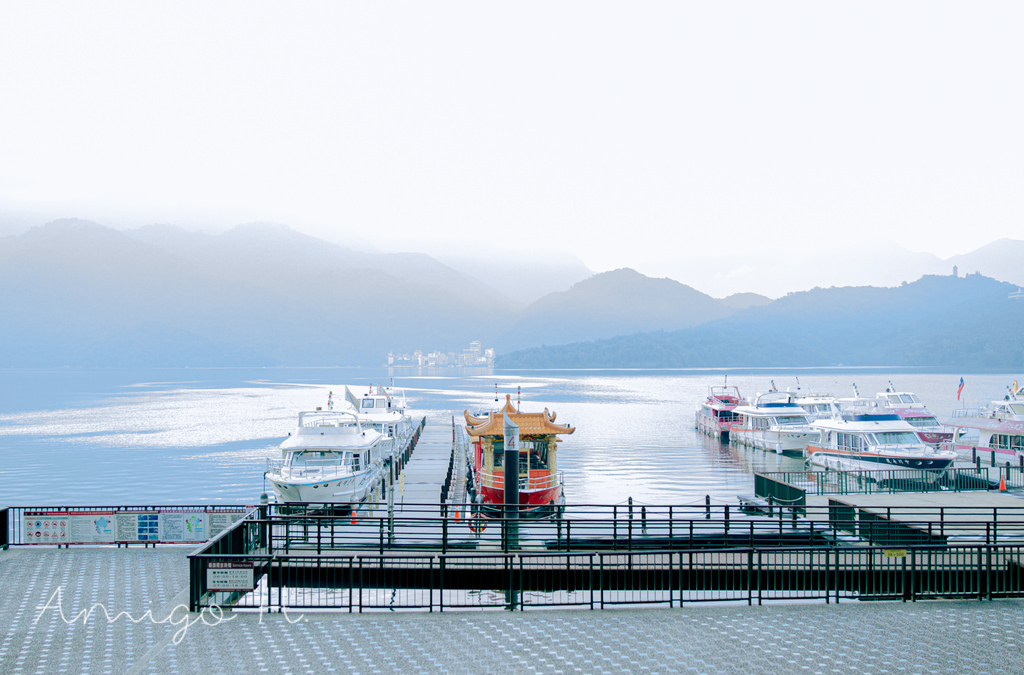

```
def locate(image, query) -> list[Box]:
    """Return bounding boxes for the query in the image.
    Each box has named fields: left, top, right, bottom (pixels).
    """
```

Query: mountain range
left=2, top=219, right=1023, bottom=368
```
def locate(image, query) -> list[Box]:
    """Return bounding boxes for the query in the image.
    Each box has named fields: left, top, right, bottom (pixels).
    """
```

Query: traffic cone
left=454, top=508, right=461, bottom=521
left=350, top=510, right=358, bottom=524
left=999, top=474, right=1007, bottom=492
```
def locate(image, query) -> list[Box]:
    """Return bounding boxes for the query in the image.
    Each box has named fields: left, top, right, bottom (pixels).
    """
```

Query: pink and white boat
left=947, top=385, right=1024, bottom=461
left=874, top=389, right=953, bottom=446
left=695, top=385, right=743, bottom=441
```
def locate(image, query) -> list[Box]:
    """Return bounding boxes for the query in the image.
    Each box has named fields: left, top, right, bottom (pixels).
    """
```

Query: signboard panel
left=21, top=508, right=249, bottom=545
left=207, top=561, right=255, bottom=592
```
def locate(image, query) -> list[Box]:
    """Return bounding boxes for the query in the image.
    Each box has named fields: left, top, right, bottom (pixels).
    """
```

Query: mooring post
left=705, top=495, right=711, bottom=520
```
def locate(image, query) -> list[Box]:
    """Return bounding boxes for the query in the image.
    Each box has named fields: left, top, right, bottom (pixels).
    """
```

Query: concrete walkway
left=2, top=546, right=1022, bottom=674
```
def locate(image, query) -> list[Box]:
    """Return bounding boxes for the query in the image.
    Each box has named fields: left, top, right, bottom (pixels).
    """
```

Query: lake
left=0, top=366, right=1014, bottom=507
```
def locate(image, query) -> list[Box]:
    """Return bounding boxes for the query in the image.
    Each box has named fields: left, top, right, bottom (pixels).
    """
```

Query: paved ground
left=2, top=547, right=1023, bottom=674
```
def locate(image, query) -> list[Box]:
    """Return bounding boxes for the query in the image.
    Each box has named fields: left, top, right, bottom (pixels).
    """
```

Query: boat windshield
left=904, top=416, right=939, bottom=428
left=773, top=415, right=809, bottom=426
left=869, top=431, right=919, bottom=446
left=1010, top=403, right=1024, bottom=415
left=361, top=398, right=378, bottom=409
left=288, top=450, right=348, bottom=467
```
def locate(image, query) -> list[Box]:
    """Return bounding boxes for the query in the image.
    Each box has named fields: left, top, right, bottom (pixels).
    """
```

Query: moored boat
left=947, top=382, right=1024, bottom=461
left=729, top=390, right=817, bottom=456
left=264, top=409, right=385, bottom=505
left=874, top=388, right=953, bottom=446
left=807, top=407, right=957, bottom=481
left=695, top=384, right=743, bottom=440
left=465, top=394, right=574, bottom=517
left=345, top=384, right=414, bottom=462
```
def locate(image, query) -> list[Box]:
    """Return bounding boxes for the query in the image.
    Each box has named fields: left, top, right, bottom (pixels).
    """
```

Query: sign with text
left=22, top=509, right=248, bottom=545
left=207, top=561, right=255, bottom=592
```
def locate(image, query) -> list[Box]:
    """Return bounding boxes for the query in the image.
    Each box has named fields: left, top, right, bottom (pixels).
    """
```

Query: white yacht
left=729, top=391, right=817, bottom=455
left=787, top=385, right=841, bottom=420
left=345, top=384, right=414, bottom=462
left=807, top=408, right=957, bottom=481
left=264, top=409, right=384, bottom=504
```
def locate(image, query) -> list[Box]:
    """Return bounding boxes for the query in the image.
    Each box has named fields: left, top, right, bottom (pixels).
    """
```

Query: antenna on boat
left=852, top=382, right=859, bottom=398
left=888, top=380, right=895, bottom=393
left=494, top=383, right=498, bottom=404
left=770, top=380, right=777, bottom=393
left=517, top=386, right=521, bottom=412
left=327, top=391, right=333, bottom=411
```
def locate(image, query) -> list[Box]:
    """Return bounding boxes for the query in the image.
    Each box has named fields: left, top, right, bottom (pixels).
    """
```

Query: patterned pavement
left=2, top=547, right=1022, bottom=674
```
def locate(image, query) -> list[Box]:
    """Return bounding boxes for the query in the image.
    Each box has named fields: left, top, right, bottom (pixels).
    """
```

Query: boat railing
left=865, top=443, right=947, bottom=455
left=479, top=470, right=563, bottom=491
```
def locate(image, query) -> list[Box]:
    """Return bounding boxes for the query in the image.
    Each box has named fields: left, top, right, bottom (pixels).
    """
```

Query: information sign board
left=206, top=561, right=255, bottom=592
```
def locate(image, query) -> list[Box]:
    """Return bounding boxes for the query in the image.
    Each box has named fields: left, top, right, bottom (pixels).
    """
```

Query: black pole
left=504, top=446, right=519, bottom=549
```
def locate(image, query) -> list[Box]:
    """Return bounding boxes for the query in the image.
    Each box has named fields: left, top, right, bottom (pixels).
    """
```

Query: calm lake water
left=0, top=367, right=1016, bottom=507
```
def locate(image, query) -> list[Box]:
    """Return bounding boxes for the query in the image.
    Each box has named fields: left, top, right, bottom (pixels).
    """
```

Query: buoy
left=1000, top=475, right=1007, bottom=492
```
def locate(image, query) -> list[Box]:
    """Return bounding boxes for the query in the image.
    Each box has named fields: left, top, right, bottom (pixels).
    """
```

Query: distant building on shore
left=387, top=341, right=494, bottom=368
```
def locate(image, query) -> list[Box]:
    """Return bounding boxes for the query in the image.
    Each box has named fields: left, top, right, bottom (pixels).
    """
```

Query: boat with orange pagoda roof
left=465, top=394, right=574, bottom=518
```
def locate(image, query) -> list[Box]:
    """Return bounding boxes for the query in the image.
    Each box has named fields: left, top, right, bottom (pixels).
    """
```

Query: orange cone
left=454, top=508, right=461, bottom=521
left=999, top=475, right=1007, bottom=492
left=350, top=510, right=358, bottom=524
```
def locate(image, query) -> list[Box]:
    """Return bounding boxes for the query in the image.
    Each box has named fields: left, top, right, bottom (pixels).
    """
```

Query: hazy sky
left=1, top=3, right=1021, bottom=277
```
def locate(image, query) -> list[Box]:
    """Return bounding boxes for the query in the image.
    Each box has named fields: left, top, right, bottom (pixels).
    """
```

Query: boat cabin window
left=1009, top=404, right=1024, bottom=415
left=773, top=415, right=809, bottom=426
left=289, top=450, right=344, bottom=467
left=869, top=431, right=919, bottom=446
left=991, top=434, right=1024, bottom=452
left=905, top=416, right=938, bottom=428
left=361, top=398, right=377, bottom=409
left=837, top=433, right=864, bottom=452
left=887, top=395, right=902, bottom=405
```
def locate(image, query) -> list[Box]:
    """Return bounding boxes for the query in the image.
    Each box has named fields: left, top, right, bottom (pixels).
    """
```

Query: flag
left=957, top=378, right=965, bottom=401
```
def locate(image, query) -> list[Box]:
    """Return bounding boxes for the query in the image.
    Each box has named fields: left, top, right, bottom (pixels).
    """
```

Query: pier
left=5, top=419, right=1024, bottom=672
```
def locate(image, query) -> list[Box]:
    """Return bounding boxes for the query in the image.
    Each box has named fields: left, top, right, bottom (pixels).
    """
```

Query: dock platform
left=3, top=545, right=1024, bottom=674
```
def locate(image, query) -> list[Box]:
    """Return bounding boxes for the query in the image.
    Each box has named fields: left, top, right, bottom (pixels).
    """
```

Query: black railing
left=1, top=508, right=8, bottom=550
left=760, top=466, right=1023, bottom=496
left=188, top=543, right=1024, bottom=612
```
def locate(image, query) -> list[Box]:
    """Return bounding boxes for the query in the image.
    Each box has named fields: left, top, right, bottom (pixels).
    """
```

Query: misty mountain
left=435, top=251, right=593, bottom=307
left=644, top=241, right=957, bottom=299
left=0, top=220, right=513, bottom=366
left=494, top=268, right=736, bottom=352
left=948, top=238, right=1024, bottom=288
left=718, top=292, right=773, bottom=310
left=497, top=273, right=1024, bottom=370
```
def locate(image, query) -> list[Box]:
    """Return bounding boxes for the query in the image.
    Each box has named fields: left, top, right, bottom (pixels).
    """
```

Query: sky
left=1, top=2, right=1022, bottom=290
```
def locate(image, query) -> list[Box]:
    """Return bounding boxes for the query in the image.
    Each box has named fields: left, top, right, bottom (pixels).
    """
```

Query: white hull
left=267, top=465, right=382, bottom=504
left=806, top=450, right=953, bottom=483
left=730, top=427, right=816, bottom=454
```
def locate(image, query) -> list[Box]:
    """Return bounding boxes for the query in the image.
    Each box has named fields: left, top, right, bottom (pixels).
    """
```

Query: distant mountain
left=948, top=238, right=1024, bottom=288
left=497, top=273, right=1024, bottom=370
left=436, top=251, right=593, bottom=307
left=718, top=292, right=772, bottom=310
left=0, top=220, right=510, bottom=366
left=494, top=268, right=736, bottom=352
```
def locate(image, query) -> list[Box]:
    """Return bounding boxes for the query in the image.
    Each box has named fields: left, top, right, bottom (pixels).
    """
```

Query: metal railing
left=188, top=543, right=1024, bottom=612
left=760, top=467, right=1024, bottom=496
left=478, top=470, right=563, bottom=491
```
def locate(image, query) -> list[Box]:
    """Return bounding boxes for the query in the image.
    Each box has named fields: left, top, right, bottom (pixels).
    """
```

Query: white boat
left=787, top=385, right=841, bottom=420
left=345, top=384, right=414, bottom=462
left=947, top=382, right=1024, bottom=461
left=729, top=391, right=817, bottom=455
left=694, top=384, right=743, bottom=440
left=874, top=389, right=953, bottom=446
left=807, top=408, right=957, bottom=481
left=264, top=409, right=385, bottom=505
